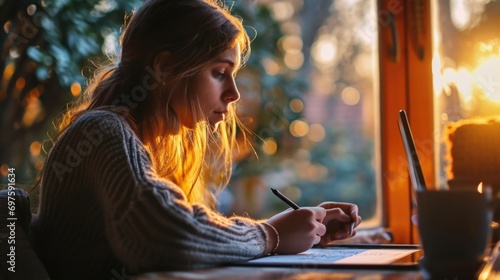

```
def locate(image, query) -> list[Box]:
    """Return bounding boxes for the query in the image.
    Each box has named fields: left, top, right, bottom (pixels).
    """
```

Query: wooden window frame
left=378, top=0, right=435, bottom=243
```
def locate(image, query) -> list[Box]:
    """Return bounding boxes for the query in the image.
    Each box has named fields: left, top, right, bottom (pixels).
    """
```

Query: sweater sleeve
left=71, top=111, right=269, bottom=273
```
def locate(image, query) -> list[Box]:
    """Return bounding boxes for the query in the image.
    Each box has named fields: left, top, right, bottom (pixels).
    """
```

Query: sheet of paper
left=248, top=247, right=420, bottom=265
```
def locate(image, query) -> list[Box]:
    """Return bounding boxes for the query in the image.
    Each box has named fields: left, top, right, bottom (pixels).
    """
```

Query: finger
left=350, top=205, right=359, bottom=219
left=335, top=230, right=349, bottom=239
left=322, top=208, right=351, bottom=224
left=319, top=202, right=359, bottom=219
left=319, top=202, right=356, bottom=212
left=317, top=222, right=327, bottom=236
left=306, top=206, right=327, bottom=221
left=313, top=235, right=321, bottom=245
left=355, top=215, right=362, bottom=226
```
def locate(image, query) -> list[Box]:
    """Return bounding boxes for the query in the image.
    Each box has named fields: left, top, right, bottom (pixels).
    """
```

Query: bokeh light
left=341, top=86, right=360, bottom=105
left=289, top=119, right=309, bottom=137
left=289, top=98, right=304, bottom=113
left=71, top=82, right=82, bottom=97
left=307, top=123, right=326, bottom=142
left=30, top=141, right=42, bottom=157
left=263, top=138, right=278, bottom=155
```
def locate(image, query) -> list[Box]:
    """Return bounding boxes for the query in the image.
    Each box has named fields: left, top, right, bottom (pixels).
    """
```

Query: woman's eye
left=213, top=70, right=224, bottom=79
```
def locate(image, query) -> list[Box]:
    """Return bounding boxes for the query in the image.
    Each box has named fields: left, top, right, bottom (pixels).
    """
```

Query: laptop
left=398, top=109, right=427, bottom=194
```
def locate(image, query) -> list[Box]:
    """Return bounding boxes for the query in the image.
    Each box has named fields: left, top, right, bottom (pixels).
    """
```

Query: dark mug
left=417, top=190, right=493, bottom=279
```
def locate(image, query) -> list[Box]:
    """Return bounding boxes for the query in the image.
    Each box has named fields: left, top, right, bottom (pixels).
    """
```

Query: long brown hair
left=53, top=0, right=251, bottom=208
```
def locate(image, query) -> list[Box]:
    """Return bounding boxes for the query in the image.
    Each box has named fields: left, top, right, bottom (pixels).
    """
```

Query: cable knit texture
left=31, top=110, right=268, bottom=279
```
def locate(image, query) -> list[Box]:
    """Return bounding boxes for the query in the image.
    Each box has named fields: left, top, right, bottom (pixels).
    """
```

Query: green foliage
left=30, top=0, right=140, bottom=85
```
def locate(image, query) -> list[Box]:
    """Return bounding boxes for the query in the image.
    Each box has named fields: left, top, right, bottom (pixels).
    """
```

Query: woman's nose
left=224, top=78, right=240, bottom=103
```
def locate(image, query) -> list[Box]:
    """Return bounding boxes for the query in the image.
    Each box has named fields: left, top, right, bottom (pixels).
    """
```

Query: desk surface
left=137, top=266, right=425, bottom=280
left=135, top=242, right=500, bottom=280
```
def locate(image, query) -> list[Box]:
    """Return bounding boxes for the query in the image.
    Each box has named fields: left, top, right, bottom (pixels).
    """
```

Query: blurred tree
left=0, top=0, right=141, bottom=184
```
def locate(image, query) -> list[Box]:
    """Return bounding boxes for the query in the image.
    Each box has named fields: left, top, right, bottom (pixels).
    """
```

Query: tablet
left=236, top=244, right=423, bottom=270
left=398, top=109, right=427, bottom=192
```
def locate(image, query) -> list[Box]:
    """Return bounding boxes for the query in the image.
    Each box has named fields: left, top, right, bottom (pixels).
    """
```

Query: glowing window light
left=455, top=68, right=472, bottom=102
left=450, top=0, right=472, bottom=30
left=474, top=56, right=500, bottom=102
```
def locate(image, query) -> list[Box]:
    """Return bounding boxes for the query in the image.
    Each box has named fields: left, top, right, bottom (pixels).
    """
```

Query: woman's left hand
left=316, top=202, right=362, bottom=246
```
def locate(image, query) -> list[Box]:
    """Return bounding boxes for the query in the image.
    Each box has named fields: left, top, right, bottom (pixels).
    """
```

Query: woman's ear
left=153, top=51, right=171, bottom=83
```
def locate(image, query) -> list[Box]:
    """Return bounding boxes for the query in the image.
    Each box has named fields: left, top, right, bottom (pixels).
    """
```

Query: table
left=136, top=242, right=500, bottom=280
left=137, top=266, right=425, bottom=280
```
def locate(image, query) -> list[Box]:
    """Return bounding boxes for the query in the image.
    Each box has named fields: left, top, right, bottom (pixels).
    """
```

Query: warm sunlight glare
left=473, top=56, right=500, bottom=102
left=434, top=55, right=500, bottom=104
left=450, top=0, right=471, bottom=30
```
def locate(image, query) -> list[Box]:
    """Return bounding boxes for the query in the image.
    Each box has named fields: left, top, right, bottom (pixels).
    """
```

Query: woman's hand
left=265, top=207, right=327, bottom=254
left=316, top=202, right=361, bottom=246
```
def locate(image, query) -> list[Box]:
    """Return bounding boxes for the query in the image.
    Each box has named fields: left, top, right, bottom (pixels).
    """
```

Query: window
left=432, top=0, right=500, bottom=190
left=221, top=0, right=382, bottom=228
left=378, top=0, right=500, bottom=243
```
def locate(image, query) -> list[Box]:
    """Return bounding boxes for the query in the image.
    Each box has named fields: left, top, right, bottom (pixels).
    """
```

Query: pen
left=270, top=188, right=300, bottom=210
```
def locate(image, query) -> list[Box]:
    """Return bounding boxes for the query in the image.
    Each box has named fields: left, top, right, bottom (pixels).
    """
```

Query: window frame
left=378, top=0, right=435, bottom=243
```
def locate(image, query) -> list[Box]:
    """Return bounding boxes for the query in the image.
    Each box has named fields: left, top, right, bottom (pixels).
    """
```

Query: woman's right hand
left=265, top=207, right=327, bottom=254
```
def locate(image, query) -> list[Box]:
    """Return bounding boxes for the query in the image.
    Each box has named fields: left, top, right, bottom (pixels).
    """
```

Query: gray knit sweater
left=31, top=110, right=269, bottom=279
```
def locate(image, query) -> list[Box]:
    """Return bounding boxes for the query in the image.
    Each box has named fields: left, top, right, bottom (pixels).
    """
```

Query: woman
left=31, top=0, right=361, bottom=278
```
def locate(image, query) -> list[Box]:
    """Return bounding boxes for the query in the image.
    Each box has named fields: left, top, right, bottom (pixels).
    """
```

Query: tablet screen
left=241, top=244, right=423, bottom=269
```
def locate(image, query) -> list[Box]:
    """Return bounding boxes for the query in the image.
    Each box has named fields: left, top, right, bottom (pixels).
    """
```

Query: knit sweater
left=31, top=110, right=269, bottom=279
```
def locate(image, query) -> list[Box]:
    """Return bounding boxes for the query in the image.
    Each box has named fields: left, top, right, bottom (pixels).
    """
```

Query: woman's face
left=170, top=44, right=241, bottom=129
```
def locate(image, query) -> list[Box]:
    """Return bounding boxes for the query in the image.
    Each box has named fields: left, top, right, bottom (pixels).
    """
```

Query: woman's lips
left=213, top=111, right=225, bottom=122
